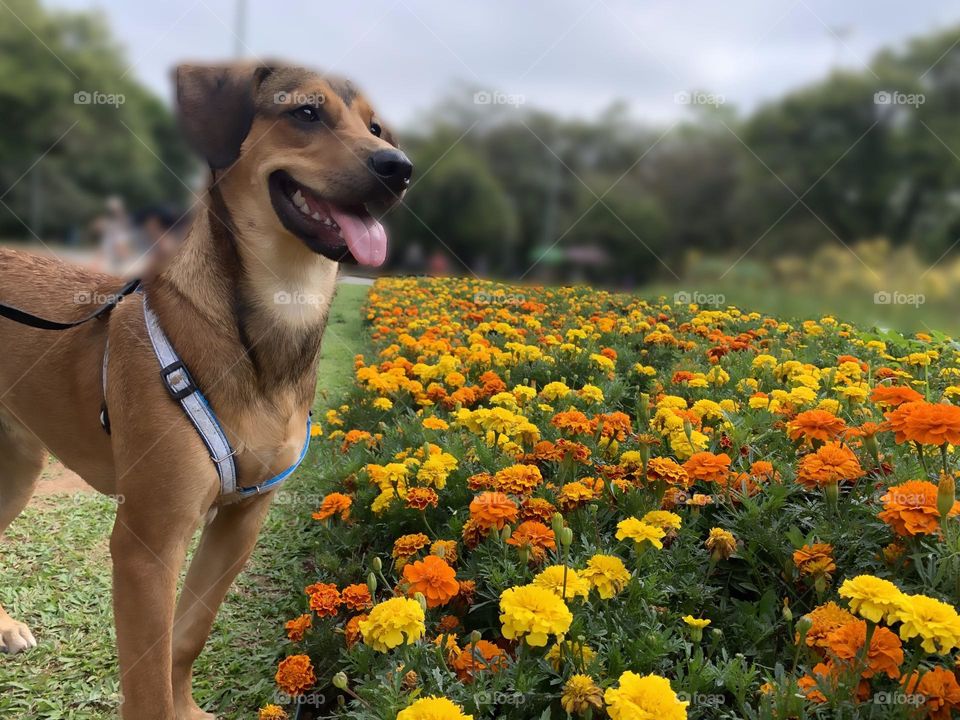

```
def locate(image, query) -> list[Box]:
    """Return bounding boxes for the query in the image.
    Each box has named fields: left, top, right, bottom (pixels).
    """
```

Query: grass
left=0, top=280, right=369, bottom=720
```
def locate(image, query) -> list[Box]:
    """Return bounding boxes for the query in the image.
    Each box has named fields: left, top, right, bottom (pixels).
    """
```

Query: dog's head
left=175, top=62, right=411, bottom=267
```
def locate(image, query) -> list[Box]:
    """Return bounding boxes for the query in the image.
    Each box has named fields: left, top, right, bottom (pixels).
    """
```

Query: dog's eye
left=290, top=106, right=320, bottom=122
left=369, top=121, right=382, bottom=137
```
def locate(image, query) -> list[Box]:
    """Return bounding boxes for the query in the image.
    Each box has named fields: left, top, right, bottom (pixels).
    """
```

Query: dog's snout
left=368, top=149, right=413, bottom=192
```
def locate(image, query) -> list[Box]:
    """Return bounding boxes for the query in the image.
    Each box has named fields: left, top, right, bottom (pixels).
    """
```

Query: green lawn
left=0, top=281, right=369, bottom=720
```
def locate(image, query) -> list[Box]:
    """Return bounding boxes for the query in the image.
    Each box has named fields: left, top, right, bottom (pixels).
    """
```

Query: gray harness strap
left=141, top=299, right=238, bottom=495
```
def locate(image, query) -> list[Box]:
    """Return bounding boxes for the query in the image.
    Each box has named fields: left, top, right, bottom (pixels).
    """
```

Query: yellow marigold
left=604, top=671, right=688, bottom=720
left=499, top=584, right=573, bottom=647
left=431, top=539, right=458, bottom=564
left=682, top=615, right=711, bottom=629
left=422, top=417, right=449, bottom=431
left=393, top=533, right=431, bottom=562
left=581, top=554, right=631, bottom=599
left=275, top=654, right=316, bottom=696
left=641, top=510, right=682, bottom=530
left=838, top=575, right=906, bottom=624
left=561, top=674, right=604, bottom=716
left=890, top=594, right=960, bottom=654
left=358, top=597, right=425, bottom=652
left=705, top=528, right=737, bottom=560
left=532, top=565, right=592, bottom=600
left=615, top=518, right=666, bottom=549
left=540, top=381, right=571, bottom=401
left=492, top=463, right=543, bottom=495
left=557, top=481, right=597, bottom=511
left=396, top=696, right=473, bottom=720
left=259, top=704, right=288, bottom=720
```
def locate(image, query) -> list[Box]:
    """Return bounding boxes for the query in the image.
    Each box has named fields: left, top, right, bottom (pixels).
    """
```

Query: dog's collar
left=102, top=295, right=311, bottom=498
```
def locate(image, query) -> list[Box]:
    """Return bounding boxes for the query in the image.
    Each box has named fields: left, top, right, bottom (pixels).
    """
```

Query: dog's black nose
left=368, top=149, right=413, bottom=192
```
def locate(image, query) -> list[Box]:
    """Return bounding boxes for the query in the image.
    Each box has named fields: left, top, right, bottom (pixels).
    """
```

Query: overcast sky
left=51, top=0, right=960, bottom=127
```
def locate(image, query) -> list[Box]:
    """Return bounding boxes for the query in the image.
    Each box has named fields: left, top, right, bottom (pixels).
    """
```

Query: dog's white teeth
left=292, top=190, right=304, bottom=204
left=311, top=212, right=322, bottom=220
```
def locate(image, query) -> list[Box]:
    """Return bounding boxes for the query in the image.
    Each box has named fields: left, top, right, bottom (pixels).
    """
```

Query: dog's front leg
left=171, top=492, right=275, bottom=720
left=110, top=494, right=208, bottom=720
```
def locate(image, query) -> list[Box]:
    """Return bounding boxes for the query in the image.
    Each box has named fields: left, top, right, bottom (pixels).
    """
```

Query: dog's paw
left=0, top=618, right=37, bottom=654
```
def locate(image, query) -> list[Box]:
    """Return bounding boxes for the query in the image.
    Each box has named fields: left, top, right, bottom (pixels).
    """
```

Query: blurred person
left=92, top=196, right=136, bottom=276
left=134, top=204, right=189, bottom=277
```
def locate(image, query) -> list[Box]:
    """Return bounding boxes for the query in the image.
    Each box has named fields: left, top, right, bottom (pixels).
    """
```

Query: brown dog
left=0, top=62, right=410, bottom=719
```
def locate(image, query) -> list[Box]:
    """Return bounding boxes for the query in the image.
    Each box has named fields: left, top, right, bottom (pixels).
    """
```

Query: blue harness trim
left=102, top=297, right=312, bottom=498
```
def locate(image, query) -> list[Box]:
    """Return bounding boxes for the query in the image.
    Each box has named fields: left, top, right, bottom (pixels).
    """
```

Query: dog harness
left=0, top=282, right=311, bottom=499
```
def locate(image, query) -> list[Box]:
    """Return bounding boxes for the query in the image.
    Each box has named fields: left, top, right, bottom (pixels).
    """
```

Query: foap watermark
left=673, top=290, right=725, bottom=307
left=873, top=290, right=924, bottom=308
left=74, top=90, right=125, bottom=107
left=274, top=290, right=328, bottom=307
left=872, top=691, right=925, bottom=707
left=275, top=691, right=326, bottom=706
left=474, top=691, right=525, bottom=706
left=874, top=90, right=925, bottom=108
left=675, top=91, right=725, bottom=108
left=676, top=692, right=725, bottom=708
left=473, top=90, right=525, bottom=108
left=274, top=90, right=326, bottom=106
left=74, top=290, right=131, bottom=306
left=473, top=290, right=525, bottom=306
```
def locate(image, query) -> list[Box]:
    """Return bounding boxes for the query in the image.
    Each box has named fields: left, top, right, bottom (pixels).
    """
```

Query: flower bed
left=260, top=277, right=960, bottom=720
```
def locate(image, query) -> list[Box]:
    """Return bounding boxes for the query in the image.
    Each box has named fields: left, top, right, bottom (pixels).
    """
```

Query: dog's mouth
left=268, top=171, right=387, bottom=267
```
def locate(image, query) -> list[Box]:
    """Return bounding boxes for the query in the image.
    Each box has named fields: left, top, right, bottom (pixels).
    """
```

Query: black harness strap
left=0, top=277, right=142, bottom=330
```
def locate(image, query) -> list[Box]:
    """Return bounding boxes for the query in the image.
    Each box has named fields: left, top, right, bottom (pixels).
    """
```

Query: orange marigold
left=506, top=520, right=556, bottom=562
left=341, top=583, right=373, bottom=612
left=284, top=614, right=312, bottom=642
left=344, top=614, right=366, bottom=648
left=903, top=667, right=960, bottom=720
left=879, top=480, right=960, bottom=537
left=803, top=602, right=856, bottom=650
left=312, top=492, right=352, bottom=521
left=795, top=442, right=864, bottom=490
left=683, top=452, right=732, bottom=484
left=469, top=492, right=519, bottom=530
left=305, top=582, right=341, bottom=617
left=403, top=555, right=460, bottom=608
left=275, top=654, right=316, bottom=696
left=393, top=533, right=430, bottom=562
left=646, top=456, right=691, bottom=487
left=825, top=619, right=903, bottom=679
left=556, top=481, right=597, bottom=512
left=431, top=539, right=459, bottom=564
left=551, top=410, right=594, bottom=435
left=793, top=543, right=836, bottom=581
left=886, top=401, right=960, bottom=447
left=493, top=464, right=543, bottom=495
left=787, top=409, right=847, bottom=445
left=870, top=384, right=924, bottom=408
left=450, top=640, right=508, bottom=682
left=519, top=497, right=557, bottom=523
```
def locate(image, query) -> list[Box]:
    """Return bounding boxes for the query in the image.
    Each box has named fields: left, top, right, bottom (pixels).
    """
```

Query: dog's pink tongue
left=328, top=206, right=387, bottom=267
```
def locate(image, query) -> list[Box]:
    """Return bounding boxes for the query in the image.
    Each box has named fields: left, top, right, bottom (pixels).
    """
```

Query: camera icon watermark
left=473, top=290, right=525, bottom=306
left=873, top=290, right=925, bottom=308
left=675, top=91, right=725, bottom=108
left=873, top=90, right=925, bottom=108
left=474, top=691, right=525, bottom=706
left=74, top=290, right=129, bottom=306
left=473, top=90, right=525, bottom=108
left=274, top=290, right=328, bottom=307
left=872, top=691, right=925, bottom=707
left=73, top=90, right=125, bottom=107
left=673, top=290, right=725, bottom=307
left=274, top=91, right=326, bottom=106
left=676, top=692, right=725, bottom=707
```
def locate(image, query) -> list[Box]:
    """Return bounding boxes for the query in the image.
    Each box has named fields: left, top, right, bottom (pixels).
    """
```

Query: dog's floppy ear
left=175, top=63, right=273, bottom=169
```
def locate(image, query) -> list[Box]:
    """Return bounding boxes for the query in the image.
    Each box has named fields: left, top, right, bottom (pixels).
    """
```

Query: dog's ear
left=175, top=63, right=273, bottom=170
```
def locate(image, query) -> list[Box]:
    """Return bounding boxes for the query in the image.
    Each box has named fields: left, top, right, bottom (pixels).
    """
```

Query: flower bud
left=367, top=572, right=377, bottom=596
left=470, top=630, right=482, bottom=645
left=332, top=672, right=349, bottom=690
left=938, top=473, right=956, bottom=523
left=551, top=513, right=565, bottom=535
left=371, top=557, right=382, bottom=573
left=414, top=592, right=427, bottom=611
left=795, top=615, right=813, bottom=645
left=560, top=527, right=574, bottom=547
left=500, top=525, right=512, bottom=542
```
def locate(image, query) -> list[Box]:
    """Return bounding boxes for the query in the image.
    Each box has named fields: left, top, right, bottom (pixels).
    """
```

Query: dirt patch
left=34, top=456, right=94, bottom=498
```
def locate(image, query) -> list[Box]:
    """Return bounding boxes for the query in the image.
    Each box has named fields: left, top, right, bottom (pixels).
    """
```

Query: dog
left=0, top=61, right=411, bottom=719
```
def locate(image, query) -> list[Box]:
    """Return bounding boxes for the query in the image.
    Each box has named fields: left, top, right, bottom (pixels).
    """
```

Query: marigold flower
left=396, top=696, right=473, bottom=720
left=641, top=510, right=682, bottom=530
left=556, top=481, right=596, bottom=511
left=499, top=584, right=572, bottom=646
left=358, top=597, right=425, bottom=652
left=305, top=582, right=341, bottom=617
left=886, top=400, right=960, bottom=446
left=450, top=640, right=507, bottom=682
left=792, top=543, right=836, bottom=581
left=403, top=555, right=460, bottom=608
left=705, top=527, right=737, bottom=560
left=430, top=539, right=458, bottom=564
left=890, top=593, right=960, bottom=654
left=803, top=602, right=856, bottom=650
left=870, top=384, right=924, bottom=408
left=615, top=518, right=666, bottom=549
left=787, top=409, right=848, bottom=445
left=902, top=667, right=960, bottom=720
left=795, top=442, right=864, bottom=489
left=393, top=533, right=431, bottom=563
left=492, top=463, right=543, bottom=495
left=284, top=613, right=312, bottom=642
left=604, top=671, right=688, bottom=720
left=341, top=583, right=373, bottom=612
left=546, top=640, right=596, bottom=671
left=646, top=456, right=691, bottom=487
left=551, top=409, right=594, bottom=434
left=506, top=520, right=556, bottom=562
left=519, top=497, right=557, bottom=523
left=344, top=613, right=366, bottom=647
left=405, top=487, right=440, bottom=510
left=275, top=654, right=316, bottom=696
left=838, top=575, right=906, bottom=624
left=561, top=674, right=604, bottom=716
left=879, top=479, right=960, bottom=537
left=581, top=554, right=631, bottom=599
left=532, top=565, right=592, bottom=600
left=825, top=619, right=903, bottom=679
left=259, top=705, right=288, bottom=720
left=469, top=492, right=518, bottom=530
left=312, top=492, right=352, bottom=521
left=683, top=451, right=731, bottom=483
